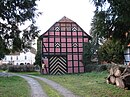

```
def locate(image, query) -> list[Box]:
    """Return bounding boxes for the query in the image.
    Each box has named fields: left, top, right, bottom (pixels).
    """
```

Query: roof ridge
left=58, top=16, right=74, bottom=22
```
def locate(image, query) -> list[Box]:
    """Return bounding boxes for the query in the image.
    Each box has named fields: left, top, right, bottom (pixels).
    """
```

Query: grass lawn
left=15, top=71, right=40, bottom=74
left=0, top=76, right=30, bottom=97
left=0, top=70, right=4, bottom=72
left=40, top=71, right=130, bottom=97
left=1, top=71, right=130, bottom=97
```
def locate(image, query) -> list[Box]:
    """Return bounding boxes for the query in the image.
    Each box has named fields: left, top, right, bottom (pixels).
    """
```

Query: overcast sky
left=36, top=0, right=95, bottom=35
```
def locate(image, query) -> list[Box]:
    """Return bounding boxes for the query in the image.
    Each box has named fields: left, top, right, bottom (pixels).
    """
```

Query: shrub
left=85, top=64, right=112, bottom=72
left=98, top=39, right=124, bottom=64
left=83, top=42, right=93, bottom=65
left=8, top=65, right=35, bottom=72
left=0, top=63, right=12, bottom=71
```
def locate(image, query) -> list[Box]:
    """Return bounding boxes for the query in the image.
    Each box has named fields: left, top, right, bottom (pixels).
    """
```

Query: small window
left=55, top=27, right=60, bottom=31
left=72, top=27, right=77, bottom=32
left=25, top=56, right=27, bottom=60
left=55, top=42, right=60, bottom=48
left=72, top=43, right=78, bottom=47
left=44, top=56, right=48, bottom=59
left=11, top=57, right=13, bottom=60
left=17, top=56, right=18, bottom=60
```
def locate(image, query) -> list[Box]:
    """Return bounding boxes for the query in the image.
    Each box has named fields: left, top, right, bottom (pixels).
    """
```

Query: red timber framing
left=40, top=16, right=91, bottom=75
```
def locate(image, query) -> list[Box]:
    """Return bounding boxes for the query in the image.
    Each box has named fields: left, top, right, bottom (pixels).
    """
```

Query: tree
left=91, top=0, right=130, bottom=46
left=0, top=0, right=41, bottom=59
left=90, top=0, right=130, bottom=63
left=98, top=39, right=124, bottom=64
left=83, top=42, right=93, bottom=65
left=35, top=39, right=42, bottom=67
left=0, top=38, right=10, bottom=59
left=91, top=11, right=110, bottom=41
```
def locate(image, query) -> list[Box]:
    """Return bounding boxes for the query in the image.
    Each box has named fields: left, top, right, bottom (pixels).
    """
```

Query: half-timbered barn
left=40, top=16, right=91, bottom=74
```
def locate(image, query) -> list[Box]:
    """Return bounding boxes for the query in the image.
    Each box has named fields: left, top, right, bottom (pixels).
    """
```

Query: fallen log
left=113, top=66, right=125, bottom=77
left=115, top=78, right=125, bottom=89
left=106, top=64, right=130, bottom=89
left=114, top=69, right=121, bottom=77
left=106, top=74, right=110, bottom=84
left=109, top=75, right=116, bottom=85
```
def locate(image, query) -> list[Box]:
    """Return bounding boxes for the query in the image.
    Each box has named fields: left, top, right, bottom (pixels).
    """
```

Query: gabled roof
left=40, top=16, right=91, bottom=39
left=9, top=52, right=20, bottom=55
left=6, top=47, right=36, bottom=55
left=58, top=16, right=74, bottom=23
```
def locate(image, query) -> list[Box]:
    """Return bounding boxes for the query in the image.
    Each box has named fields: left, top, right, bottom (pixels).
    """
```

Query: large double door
left=49, top=56, right=67, bottom=75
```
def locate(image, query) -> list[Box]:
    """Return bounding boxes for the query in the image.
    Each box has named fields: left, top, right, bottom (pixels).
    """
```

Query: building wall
left=41, top=16, right=91, bottom=74
left=2, top=52, right=35, bottom=65
left=42, top=31, right=89, bottom=74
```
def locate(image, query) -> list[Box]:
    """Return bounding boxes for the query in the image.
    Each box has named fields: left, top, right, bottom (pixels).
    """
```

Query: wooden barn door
left=49, top=56, right=67, bottom=75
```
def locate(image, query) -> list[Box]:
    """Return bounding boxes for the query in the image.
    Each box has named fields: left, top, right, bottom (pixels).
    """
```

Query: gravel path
left=0, top=72, right=13, bottom=77
left=0, top=73, right=79, bottom=97
left=0, top=73, right=48, bottom=97
left=16, top=75, right=48, bottom=97
left=27, top=75, right=79, bottom=97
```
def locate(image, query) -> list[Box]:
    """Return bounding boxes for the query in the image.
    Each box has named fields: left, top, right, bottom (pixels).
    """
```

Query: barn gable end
left=41, top=16, right=91, bottom=74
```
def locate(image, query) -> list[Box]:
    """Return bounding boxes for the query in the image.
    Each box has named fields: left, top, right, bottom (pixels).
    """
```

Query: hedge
left=85, top=64, right=112, bottom=72
left=8, top=65, right=35, bottom=72
left=0, top=64, right=35, bottom=72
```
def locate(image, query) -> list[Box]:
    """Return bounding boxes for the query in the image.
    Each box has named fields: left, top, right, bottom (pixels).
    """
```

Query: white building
left=2, top=48, right=36, bottom=65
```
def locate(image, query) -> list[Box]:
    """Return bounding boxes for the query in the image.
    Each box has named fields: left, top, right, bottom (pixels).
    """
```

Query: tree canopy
left=91, top=0, right=130, bottom=46
left=90, top=0, right=130, bottom=63
left=0, top=0, right=41, bottom=59
left=35, top=39, right=42, bottom=67
left=98, top=39, right=124, bottom=64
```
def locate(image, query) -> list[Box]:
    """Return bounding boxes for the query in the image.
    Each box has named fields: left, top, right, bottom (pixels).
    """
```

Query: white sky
left=36, top=0, right=95, bottom=35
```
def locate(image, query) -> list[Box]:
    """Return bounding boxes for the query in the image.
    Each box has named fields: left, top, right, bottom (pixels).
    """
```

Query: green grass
left=0, top=70, right=6, bottom=72
left=40, top=71, right=130, bottom=97
left=35, top=78, right=63, bottom=97
left=0, top=76, right=30, bottom=97
left=12, top=71, right=40, bottom=75
left=0, top=70, right=3, bottom=72
left=1, top=71, right=130, bottom=97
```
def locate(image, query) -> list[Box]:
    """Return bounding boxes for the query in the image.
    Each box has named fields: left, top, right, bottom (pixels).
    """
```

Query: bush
left=98, top=39, right=124, bottom=64
left=0, top=64, right=11, bottom=71
left=83, top=42, right=93, bottom=65
left=85, top=64, right=112, bottom=72
left=8, top=65, right=35, bottom=72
